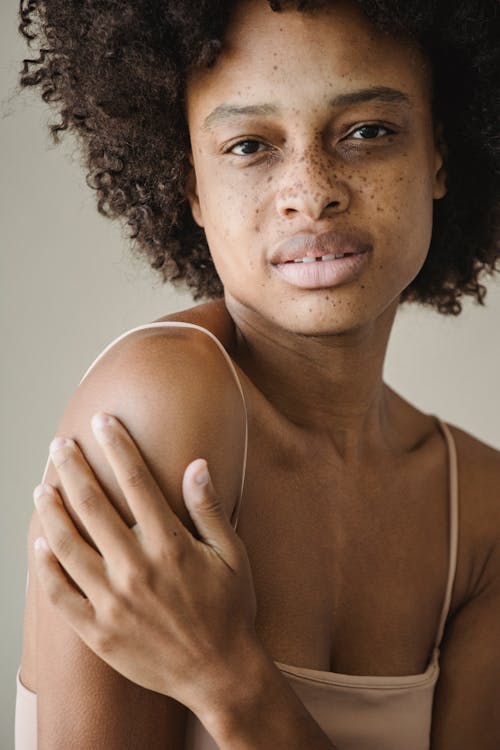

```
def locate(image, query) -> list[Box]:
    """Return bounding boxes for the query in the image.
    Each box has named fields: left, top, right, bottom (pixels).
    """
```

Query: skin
left=33, top=424, right=259, bottom=711
left=185, top=0, right=447, bottom=459
left=20, top=1, right=500, bottom=748
left=33, top=416, right=338, bottom=748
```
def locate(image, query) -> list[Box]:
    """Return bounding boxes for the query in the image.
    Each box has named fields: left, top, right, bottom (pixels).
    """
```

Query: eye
left=347, top=124, right=395, bottom=140
left=226, top=139, right=268, bottom=156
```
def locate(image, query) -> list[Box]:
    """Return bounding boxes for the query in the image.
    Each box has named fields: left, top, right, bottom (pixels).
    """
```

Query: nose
left=275, top=148, right=350, bottom=221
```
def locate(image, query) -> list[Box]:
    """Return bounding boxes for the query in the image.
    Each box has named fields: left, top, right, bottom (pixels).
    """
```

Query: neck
left=226, top=296, right=402, bottom=462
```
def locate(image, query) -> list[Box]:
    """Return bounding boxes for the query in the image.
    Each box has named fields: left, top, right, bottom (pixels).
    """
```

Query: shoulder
left=447, top=421, right=500, bottom=513
left=81, top=308, right=240, bottom=396
left=89, top=298, right=241, bottom=401
left=431, top=423, right=500, bottom=747
left=447, top=421, right=500, bottom=595
left=31, top=312, right=246, bottom=541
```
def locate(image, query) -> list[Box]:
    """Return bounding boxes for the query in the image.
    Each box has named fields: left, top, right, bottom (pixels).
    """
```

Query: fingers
left=182, top=459, right=240, bottom=567
left=33, top=536, right=98, bottom=651
left=34, top=537, right=93, bottom=624
left=48, top=436, right=137, bottom=566
left=90, top=413, right=186, bottom=542
left=33, top=484, right=106, bottom=603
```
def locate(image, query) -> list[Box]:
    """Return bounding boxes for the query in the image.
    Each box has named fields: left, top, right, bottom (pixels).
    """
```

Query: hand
left=32, top=412, right=258, bottom=714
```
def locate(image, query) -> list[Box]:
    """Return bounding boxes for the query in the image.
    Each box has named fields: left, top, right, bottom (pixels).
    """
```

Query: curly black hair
left=18, top=0, right=500, bottom=313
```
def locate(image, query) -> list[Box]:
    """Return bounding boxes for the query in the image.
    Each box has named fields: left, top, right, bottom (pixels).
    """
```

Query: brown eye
left=229, top=140, right=266, bottom=156
left=349, top=124, right=395, bottom=140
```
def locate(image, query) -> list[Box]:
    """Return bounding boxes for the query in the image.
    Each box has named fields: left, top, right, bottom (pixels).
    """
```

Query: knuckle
left=123, top=464, right=148, bottom=489
left=93, top=628, right=117, bottom=655
left=52, top=531, right=74, bottom=559
left=54, top=452, right=73, bottom=470
left=46, top=581, right=64, bottom=606
left=119, top=564, right=152, bottom=596
left=101, top=594, right=125, bottom=628
left=196, top=498, right=222, bottom=517
left=76, top=486, right=99, bottom=515
left=159, top=537, right=186, bottom=565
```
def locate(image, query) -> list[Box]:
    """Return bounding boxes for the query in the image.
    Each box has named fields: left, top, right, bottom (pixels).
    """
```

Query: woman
left=16, top=0, right=500, bottom=748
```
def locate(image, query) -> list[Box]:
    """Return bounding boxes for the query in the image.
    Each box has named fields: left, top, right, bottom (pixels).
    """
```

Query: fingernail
left=33, top=484, right=55, bottom=508
left=34, top=537, right=48, bottom=553
left=49, top=437, right=75, bottom=465
left=91, top=412, right=116, bottom=442
left=194, top=461, right=209, bottom=485
left=92, top=412, right=115, bottom=429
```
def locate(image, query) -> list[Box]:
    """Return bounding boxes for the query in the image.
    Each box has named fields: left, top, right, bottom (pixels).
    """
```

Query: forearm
left=196, top=640, right=338, bottom=750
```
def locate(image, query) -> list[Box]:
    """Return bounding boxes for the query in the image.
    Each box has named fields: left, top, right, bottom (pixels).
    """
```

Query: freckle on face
left=185, top=0, right=437, bottom=334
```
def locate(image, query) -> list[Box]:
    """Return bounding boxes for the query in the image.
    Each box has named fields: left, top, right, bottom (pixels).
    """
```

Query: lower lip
left=273, top=252, right=371, bottom=289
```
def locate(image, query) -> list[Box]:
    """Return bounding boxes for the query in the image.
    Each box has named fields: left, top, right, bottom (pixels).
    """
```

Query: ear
left=185, top=151, right=205, bottom=228
left=433, top=121, right=448, bottom=200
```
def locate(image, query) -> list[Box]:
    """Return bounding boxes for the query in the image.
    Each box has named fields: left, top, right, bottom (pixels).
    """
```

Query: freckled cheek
left=359, top=165, right=434, bottom=291
left=384, top=167, right=435, bottom=254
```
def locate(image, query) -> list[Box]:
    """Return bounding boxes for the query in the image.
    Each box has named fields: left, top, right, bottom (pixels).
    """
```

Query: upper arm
left=27, top=326, right=247, bottom=748
left=430, top=447, right=500, bottom=749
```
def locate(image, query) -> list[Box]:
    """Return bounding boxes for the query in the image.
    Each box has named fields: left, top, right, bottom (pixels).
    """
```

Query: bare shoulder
left=446, top=421, right=500, bottom=594
left=30, top=306, right=247, bottom=543
left=431, top=422, right=500, bottom=747
left=447, top=421, right=500, bottom=512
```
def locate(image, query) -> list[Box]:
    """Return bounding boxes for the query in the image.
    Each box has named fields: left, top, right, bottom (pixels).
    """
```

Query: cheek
left=367, top=155, right=434, bottom=254
left=200, top=169, right=263, bottom=241
left=351, top=153, right=435, bottom=299
left=195, top=167, right=266, bottom=286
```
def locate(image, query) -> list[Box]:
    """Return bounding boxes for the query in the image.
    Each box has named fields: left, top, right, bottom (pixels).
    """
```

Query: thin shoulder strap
left=39, top=321, right=249, bottom=531
left=433, top=416, right=459, bottom=650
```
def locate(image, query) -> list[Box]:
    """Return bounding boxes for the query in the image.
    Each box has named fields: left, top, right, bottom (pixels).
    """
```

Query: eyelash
left=225, top=124, right=397, bottom=157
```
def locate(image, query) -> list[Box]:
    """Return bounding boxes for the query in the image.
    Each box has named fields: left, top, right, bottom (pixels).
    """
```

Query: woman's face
left=185, top=0, right=447, bottom=335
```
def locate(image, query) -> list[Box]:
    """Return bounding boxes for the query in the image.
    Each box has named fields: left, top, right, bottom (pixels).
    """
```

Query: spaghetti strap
left=37, top=320, right=249, bottom=530
left=432, top=416, right=459, bottom=650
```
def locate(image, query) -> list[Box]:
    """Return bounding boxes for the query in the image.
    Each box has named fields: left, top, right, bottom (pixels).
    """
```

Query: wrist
left=196, top=637, right=335, bottom=749
left=195, top=635, right=279, bottom=735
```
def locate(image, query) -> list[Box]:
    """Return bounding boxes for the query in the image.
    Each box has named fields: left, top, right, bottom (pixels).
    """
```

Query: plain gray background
left=1, top=4, right=499, bottom=747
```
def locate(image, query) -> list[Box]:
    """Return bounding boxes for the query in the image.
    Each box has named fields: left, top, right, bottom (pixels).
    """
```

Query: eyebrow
left=201, top=86, right=412, bottom=131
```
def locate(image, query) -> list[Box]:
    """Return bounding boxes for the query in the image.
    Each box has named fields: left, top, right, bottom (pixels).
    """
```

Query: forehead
left=186, top=0, right=432, bottom=124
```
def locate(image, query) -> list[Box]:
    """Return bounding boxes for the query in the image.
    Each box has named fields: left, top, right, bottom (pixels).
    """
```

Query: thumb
left=182, top=459, right=235, bottom=553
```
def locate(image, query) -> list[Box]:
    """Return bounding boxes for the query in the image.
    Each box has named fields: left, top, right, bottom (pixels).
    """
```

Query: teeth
left=292, top=253, right=346, bottom=263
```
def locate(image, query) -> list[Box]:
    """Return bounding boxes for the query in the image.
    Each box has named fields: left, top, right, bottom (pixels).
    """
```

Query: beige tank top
left=15, top=321, right=459, bottom=750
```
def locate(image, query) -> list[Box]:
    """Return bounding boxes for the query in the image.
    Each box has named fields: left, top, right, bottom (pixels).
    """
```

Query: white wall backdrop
left=1, top=4, right=499, bottom=747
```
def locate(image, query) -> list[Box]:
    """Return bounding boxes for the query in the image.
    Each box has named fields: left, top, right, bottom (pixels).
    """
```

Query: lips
left=270, top=229, right=373, bottom=265
left=274, top=251, right=371, bottom=289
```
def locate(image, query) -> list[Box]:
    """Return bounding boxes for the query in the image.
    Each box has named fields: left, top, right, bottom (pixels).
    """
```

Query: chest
left=235, top=421, right=459, bottom=677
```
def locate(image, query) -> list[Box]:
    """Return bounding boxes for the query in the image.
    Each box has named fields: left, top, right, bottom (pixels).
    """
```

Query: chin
left=269, top=296, right=380, bottom=336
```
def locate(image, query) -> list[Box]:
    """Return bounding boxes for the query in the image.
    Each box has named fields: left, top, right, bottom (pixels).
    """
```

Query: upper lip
left=271, top=230, right=373, bottom=264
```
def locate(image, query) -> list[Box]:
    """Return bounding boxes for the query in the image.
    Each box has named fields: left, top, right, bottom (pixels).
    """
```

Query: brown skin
left=20, top=1, right=500, bottom=748
left=185, top=0, right=447, bottom=456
